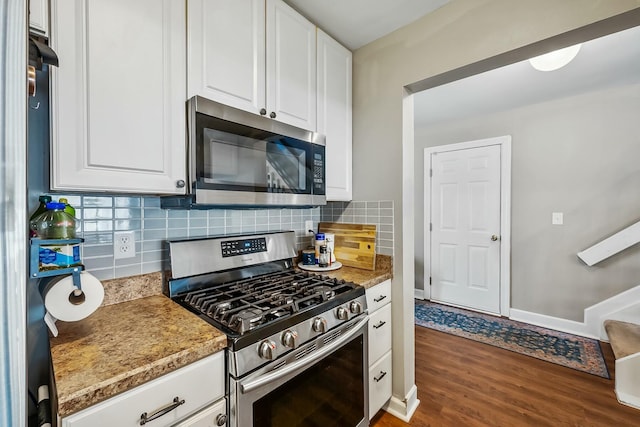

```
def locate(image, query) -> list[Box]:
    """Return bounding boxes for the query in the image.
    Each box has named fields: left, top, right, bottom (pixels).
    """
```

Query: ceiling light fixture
left=529, top=44, right=582, bottom=72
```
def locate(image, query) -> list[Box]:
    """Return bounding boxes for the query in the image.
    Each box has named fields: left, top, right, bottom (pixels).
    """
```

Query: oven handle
left=241, top=316, right=368, bottom=394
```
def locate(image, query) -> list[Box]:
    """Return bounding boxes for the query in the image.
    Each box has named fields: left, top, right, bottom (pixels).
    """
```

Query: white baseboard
left=414, top=288, right=425, bottom=300
left=383, top=384, right=420, bottom=423
left=509, top=309, right=598, bottom=339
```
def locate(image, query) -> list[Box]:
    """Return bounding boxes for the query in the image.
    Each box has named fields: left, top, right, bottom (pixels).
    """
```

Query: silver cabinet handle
left=176, top=180, right=186, bottom=188
left=491, top=235, right=499, bottom=241
left=373, top=321, right=386, bottom=329
left=139, top=397, right=185, bottom=425
left=259, top=108, right=267, bottom=115
left=374, top=371, right=387, bottom=382
left=373, top=295, right=387, bottom=303
left=269, top=111, right=276, bottom=119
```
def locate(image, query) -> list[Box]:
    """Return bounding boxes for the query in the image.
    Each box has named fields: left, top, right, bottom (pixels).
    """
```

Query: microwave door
left=202, top=130, right=268, bottom=190
left=266, top=142, right=306, bottom=193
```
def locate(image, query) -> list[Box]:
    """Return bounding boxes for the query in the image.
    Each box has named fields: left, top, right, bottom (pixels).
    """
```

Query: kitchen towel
left=41, top=271, right=104, bottom=336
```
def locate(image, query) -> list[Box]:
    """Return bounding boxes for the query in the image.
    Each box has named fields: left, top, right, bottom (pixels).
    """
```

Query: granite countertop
left=302, top=254, right=393, bottom=288
left=50, top=294, right=227, bottom=417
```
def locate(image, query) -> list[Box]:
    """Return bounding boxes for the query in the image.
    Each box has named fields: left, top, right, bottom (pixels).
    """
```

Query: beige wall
left=352, top=0, right=640, bottom=411
left=415, top=83, right=640, bottom=321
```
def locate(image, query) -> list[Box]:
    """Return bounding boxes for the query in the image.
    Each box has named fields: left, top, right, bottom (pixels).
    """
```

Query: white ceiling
left=414, top=25, right=640, bottom=126
left=284, top=0, right=449, bottom=50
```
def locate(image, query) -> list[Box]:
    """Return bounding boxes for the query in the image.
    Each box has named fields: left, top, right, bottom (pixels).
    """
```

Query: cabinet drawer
left=366, top=279, right=391, bottom=313
left=368, top=303, right=392, bottom=364
left=171, top=398, right=226, bottom=427
left=368, top=350, right=392, bottom=420
left=61, top=352, right=224, bottom=427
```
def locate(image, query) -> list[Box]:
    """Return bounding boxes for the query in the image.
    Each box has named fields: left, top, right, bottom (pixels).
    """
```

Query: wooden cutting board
left=318, top=222, right=376, bottom=270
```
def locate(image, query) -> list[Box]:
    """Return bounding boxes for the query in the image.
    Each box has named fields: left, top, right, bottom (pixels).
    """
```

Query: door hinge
left=429, top=277, right=432, bottom=285
left=430, top=168, right=433, bottom=177
left=429, top=223, right=432, bottom=232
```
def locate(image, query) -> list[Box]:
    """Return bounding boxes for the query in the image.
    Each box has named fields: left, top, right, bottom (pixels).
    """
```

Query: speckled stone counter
left=50, top=294, right=227, bottom=417
left=305, top=254, right=393, bottom=288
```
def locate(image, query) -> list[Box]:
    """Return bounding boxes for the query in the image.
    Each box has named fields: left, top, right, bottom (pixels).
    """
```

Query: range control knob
left=281, top=330, right=299, bottom=349
left=349, top=301, right=363, bottom=314
left=336, top=306, right=349, bottom=320
left=312, top=317, right=328, bottom=333
left=257, top=339, right=276, bottom=360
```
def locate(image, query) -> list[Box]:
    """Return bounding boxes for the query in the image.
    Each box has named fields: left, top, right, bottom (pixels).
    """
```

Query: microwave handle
left=240, top=316, right=368, bottom=394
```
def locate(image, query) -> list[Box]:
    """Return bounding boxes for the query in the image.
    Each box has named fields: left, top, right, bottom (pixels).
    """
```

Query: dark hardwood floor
left=370, top=326, right=640, bottom=427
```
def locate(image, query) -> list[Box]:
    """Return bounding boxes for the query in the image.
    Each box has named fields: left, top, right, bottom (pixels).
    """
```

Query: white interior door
left=430, top=144, right=502, bottom=313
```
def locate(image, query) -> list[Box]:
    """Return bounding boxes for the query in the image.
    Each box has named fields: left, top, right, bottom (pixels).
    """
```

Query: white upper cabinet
left=50, top=0, right=187, bottom=194
left=317, top=30, right=352, bottom=201
left=187, top=0, right=265, bottom=114
left=29, top=0, right=49, bottom=36
left=265, top=0, right=317, bottom=131
left=188, top=0, right=317, bottom=131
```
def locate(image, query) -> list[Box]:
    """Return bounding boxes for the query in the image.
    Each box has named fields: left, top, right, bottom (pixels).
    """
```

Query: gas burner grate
left=181, top=270, right=358, bottom=335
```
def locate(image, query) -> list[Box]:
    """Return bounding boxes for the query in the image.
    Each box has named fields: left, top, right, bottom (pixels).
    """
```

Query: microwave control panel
left=313, top=151, right=325, bottom=192
left=221, top=237, right=267, bottom=258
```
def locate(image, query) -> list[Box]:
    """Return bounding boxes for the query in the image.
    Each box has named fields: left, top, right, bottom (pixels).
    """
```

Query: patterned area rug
left=415, top=300, right=610, bottom=379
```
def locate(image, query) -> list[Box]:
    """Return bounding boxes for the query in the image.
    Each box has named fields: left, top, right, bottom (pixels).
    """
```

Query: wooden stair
left=604, top=319, right=640, bottom=410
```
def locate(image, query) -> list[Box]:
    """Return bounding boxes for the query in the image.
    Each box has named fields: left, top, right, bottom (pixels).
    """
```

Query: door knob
left=491, top=235, right=499, bottom=241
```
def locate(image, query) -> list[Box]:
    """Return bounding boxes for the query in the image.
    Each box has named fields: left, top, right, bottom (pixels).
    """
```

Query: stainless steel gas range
left=165, top=231, right=369, bottom=427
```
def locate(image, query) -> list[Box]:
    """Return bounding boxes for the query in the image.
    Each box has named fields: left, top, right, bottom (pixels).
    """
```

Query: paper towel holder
left=31, top=238, right=86, bottom=337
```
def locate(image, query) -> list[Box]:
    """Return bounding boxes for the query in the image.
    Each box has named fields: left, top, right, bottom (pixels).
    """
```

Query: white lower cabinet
left=366, top=279, right=393, bottom=419
left=59, top=352, right=225, bottom=427
left=368, top=351, right=392, bottom=420
left=368, top=303, right=392, bottom=365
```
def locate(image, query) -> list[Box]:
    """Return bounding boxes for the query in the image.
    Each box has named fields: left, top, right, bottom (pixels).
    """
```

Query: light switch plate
left=552, top=212, right=564, bottom=225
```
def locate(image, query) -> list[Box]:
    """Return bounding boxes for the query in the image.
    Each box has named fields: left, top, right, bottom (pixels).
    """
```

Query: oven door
left=230, top=316, right=369, bottom=427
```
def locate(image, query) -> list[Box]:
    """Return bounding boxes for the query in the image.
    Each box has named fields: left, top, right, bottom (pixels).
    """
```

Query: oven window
left=253, top=336, right=364, bottom=427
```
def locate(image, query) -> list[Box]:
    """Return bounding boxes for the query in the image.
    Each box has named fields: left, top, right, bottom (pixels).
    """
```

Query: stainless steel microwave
left=162, top=97, right=326, bottom=208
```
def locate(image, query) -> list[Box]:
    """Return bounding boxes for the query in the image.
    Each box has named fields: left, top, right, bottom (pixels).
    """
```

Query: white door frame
left=423, top=136, right=511, bottom=316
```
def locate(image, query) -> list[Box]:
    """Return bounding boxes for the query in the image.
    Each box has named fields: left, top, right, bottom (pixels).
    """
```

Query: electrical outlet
left=305, top=220, right=314, bottom=236
left=114, top=231, right=136, bottom=259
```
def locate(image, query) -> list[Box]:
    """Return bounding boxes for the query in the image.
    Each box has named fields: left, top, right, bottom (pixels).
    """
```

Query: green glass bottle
left=31, top=202, right=77, bottom=239
left=58, top=197, right=76, bottom=218
left=29, top=195, right=52, bottom=237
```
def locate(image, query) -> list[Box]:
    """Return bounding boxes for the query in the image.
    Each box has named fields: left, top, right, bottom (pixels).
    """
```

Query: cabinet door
left=317, top=30, right=352, bottom=201
left=50, top=0, right=186, bottom=194
left=61, top=352, right=224, bottom=427
left=187, top=0, right=265, bottom=114
left=368, top=303, right=392, bottom=364
left=29, top=0, right=48, bottom=36
left=266, top=0, right=316, bottom=131
left=366, top=279, right=392, bottom=313
left=369, top=351, right=392, bottom=420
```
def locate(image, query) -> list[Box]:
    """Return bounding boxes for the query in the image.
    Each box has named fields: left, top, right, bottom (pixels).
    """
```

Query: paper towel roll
left=42, top=272, right=104, bottom=322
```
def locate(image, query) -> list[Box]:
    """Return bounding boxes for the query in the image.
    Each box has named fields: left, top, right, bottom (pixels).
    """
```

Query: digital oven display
left=221, top=238, right=267, bottom=258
